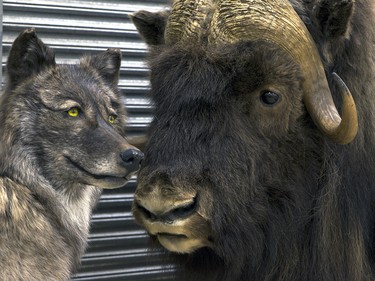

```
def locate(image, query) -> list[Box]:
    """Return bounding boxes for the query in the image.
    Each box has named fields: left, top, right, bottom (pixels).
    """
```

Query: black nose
left=120, top=149, right=144, bottom=173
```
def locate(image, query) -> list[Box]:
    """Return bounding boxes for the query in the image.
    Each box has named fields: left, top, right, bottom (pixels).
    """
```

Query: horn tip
left=332, top=72, right=351, bottom=96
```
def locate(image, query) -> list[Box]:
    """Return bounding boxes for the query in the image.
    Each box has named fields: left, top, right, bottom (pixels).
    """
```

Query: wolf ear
left=313, top=0, right=354, bottom=39
left=6, top=28, right=56, bottom=92
left=81, top=49, right=121, bottom=88
left=131, top=10, right=169, bottom=46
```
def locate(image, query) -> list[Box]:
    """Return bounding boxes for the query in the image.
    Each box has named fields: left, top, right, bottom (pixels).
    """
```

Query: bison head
left=131, top=0, right=359, bottom=279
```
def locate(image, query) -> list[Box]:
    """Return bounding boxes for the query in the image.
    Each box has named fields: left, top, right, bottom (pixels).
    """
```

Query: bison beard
left=132, top=1, right=375, bottom=281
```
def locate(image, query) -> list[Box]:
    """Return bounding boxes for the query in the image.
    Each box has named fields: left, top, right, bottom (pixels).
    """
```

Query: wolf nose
left=120, top=149, right=144, bottom=172
left=135, top=196, right=197, bottom=223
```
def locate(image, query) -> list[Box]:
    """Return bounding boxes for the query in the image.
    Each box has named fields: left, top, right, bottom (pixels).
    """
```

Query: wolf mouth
left=65, top=156, right=128, bottom=183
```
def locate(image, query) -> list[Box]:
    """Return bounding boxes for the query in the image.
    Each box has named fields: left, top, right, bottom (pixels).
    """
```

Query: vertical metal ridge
left=0, top=1, right=3, bottom=89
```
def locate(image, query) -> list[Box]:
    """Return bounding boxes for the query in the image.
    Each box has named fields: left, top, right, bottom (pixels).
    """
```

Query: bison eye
left=260, top=91, right=280, bottom=106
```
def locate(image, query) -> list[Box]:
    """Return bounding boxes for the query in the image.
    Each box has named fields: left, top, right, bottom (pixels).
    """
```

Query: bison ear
left=80, top=49, right=121, bottom=88
left=313, top=0, right=354, bottom=39
left=131, top=10, right=169, bottom=46
left=6, top=28, right=56, bottom=92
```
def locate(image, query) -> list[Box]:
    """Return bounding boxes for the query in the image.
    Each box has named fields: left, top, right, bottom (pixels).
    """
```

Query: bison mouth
left=133, top=205, right=214, bottom=253
left=65, top=156, right=129, bottom=188
left=155, top=232, right=211, bottom=254
left=132, top=186, right=214, bottom=253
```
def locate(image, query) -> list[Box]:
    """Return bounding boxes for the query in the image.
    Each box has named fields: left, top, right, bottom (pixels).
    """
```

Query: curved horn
left=165, top=0, right=212, bottom=44
left=328, top=73, right=358, bottom=144
left=206, top=0, right=358, bottom=144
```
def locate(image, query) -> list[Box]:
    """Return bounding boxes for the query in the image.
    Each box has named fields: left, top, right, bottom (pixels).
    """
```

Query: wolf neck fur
left=0, top=142, right=99, bottom=267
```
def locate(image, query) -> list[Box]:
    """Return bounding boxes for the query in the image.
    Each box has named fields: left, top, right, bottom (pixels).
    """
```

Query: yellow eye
left=68, top=107, right=80, bottom=117
left=108, top=114, right=117, bottom=124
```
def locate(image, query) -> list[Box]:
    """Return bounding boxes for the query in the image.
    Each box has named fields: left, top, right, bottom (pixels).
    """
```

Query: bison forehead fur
left=132, top=1, right=375, bottom=281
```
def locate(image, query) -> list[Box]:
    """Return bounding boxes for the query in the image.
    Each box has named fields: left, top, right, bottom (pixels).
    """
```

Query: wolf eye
left=108, top=114, right=117, bottom=124
left=67, top=107, right=80, bottom=117
left=260, top=91, right=280, bottom=106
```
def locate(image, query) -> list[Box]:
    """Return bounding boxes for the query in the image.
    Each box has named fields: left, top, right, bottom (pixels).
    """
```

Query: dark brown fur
left=132, top=1, right=375, bottom=281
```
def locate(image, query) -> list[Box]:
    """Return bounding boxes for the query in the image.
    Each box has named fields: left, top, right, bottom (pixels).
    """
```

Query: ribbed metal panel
left=2, top=1, right=174, bottom=280
left=0, top=2, right=3, bottom=82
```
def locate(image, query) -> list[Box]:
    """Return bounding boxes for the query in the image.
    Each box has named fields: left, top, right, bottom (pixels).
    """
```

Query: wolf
left=0, top=28, right=144, bottom=280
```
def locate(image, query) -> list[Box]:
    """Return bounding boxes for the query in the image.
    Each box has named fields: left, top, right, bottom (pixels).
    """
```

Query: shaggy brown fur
left=132, top=1, right=375, bottom=281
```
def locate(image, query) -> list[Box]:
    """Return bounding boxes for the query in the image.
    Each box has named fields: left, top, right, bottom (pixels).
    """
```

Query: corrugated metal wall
left=1, top=0, right=175, bottom=280
left=0, top=2, right=3, bottom=81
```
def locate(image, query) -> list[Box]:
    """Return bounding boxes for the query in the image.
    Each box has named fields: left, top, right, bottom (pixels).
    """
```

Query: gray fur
left=0, top=29, right=141, bottom=280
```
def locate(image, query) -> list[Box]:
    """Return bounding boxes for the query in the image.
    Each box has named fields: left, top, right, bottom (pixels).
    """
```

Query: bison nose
left=120, top=149, right=144, bottom=173
left=135, top=196, right=197, bottom=223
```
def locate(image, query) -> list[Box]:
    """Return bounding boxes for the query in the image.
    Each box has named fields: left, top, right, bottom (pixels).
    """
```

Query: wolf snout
left=120, top=148, right=144, bottom=173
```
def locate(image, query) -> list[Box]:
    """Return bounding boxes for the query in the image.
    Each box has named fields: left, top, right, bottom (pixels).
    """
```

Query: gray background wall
left=1, top=0, right=174, bottom=280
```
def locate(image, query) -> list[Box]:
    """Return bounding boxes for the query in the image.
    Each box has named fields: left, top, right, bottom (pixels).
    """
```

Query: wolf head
left=0, top=28, right=143, bottom=191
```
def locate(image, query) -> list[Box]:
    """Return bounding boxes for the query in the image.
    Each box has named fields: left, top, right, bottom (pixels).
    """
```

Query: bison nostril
left=169, top=198, right=197, bottom=219
left=136, top=197, right=198, bottom=223
left=136, top=202, right=159, bottom=221
left=120, top=149, right=144, bottom=173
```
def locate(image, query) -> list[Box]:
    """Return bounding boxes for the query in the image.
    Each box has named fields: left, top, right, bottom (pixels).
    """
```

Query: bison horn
left=328, top=73, right=358, bottom=144
left=208, top=0, right=358, bottom=144
left=166, top=0, right=358, bottom=144
left=165, top=0, right=212, bottom=44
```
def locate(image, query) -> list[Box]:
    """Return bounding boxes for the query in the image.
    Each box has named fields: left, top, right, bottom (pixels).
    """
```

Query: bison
left=130, top=0, right=375, bottom=280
